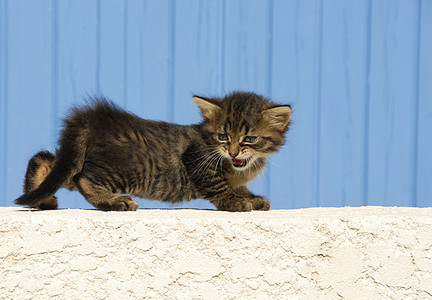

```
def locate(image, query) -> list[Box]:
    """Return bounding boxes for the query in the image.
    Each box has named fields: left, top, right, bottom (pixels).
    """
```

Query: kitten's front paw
left=217, top=198, right=253, bottom=212
left=107, top=195, right=139, bottom=211
left=249, top=196, right=270, bottom=211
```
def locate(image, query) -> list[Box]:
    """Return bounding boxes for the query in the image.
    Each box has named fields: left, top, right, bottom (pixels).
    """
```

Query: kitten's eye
left=217, top=133, right=229, bottom=142
left=243, top=136, right=258, bottom=143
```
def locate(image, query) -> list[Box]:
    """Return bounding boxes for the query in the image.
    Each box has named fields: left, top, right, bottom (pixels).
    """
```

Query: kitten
left=15, top=92, right=292, bottom=212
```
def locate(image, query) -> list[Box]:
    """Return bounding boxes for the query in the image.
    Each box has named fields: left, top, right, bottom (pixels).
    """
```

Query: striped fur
left=15, top=92, right=291, bottom=211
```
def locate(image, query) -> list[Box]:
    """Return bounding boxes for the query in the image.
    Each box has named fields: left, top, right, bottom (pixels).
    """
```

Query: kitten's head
left=194, top=92, right=292, bottom=171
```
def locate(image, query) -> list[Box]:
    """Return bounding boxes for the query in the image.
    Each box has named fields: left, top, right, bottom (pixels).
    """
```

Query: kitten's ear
left=193, top=96, right=221, bottom=121
left=261, top=105, right=292, bottom=130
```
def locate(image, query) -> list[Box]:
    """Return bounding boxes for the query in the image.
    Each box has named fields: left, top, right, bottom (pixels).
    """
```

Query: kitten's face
left=213, top=124, right=266, bottom=170
left=194, top=92, right=292, bottom=171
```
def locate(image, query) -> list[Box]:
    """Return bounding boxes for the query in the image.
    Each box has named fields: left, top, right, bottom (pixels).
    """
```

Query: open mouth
left=232, top=158, right=248, bottom=168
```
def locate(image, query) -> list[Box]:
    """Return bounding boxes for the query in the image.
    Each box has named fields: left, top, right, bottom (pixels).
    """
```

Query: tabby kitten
left=15, top=92, right=292, bottom=212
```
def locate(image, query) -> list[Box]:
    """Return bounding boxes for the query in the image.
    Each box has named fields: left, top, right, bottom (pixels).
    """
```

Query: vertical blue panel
left=51, top=0, right=59, bottom=143
left=313, top=0, right=324, bottom=208
left=6, top=1, right=53, bottom=205
left=367, top=1, right=418, bottom=206
left=56, top=0, right=98, bottom=209
left=223, top=1, right=269, bottom=94
left=416, top=0, right=432, bottom=207
left=124, top=0, right=145, bottom=114
left=173, top=0, right=224, bottom=125
left=0, top=0, right=8, bottom=206
left=318, top=0, right=368, bottom=207
left=270, top=0, right=322, bottom=209
left=57, top=0, right=98, bottom=106
left=126, top=0, right=171, bottom=121
left=167, top=0, right=175, bottom=122
left=98, top=0, right=126, bottom=105
left=223, top=0, right=270, bottom=199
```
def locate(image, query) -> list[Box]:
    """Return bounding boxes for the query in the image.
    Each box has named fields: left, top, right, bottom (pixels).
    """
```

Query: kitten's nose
left=228, top=149, right=239, bottom=158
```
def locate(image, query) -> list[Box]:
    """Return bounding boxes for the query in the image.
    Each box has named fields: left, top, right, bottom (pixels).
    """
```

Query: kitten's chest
left=225, top=168, right=262, bottom=188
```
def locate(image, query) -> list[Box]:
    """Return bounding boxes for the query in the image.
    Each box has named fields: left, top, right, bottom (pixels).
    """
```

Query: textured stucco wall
left=1, top=207, right=432, bottom=299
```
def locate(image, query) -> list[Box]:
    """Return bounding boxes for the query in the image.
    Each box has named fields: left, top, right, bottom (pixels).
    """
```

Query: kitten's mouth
left=232, top=158, right=248, bottom=168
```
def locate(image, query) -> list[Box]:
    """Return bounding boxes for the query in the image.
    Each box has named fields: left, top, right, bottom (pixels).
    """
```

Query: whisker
left=266, top=157, right=281, bottom=169
left=191, top=150, right=221, bottom=177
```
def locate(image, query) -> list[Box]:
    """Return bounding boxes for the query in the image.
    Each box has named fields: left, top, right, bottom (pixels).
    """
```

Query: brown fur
left=15, top=92, right=291, bottom=211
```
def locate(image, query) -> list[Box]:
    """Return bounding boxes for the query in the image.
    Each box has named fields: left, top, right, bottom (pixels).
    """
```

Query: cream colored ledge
left=1, top=206, right=431, bottom=299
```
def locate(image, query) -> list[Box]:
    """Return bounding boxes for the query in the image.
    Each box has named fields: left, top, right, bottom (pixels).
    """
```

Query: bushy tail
left=15, top=123, right=88, bottom=207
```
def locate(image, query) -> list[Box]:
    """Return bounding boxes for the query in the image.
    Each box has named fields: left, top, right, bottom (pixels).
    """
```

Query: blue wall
left=0, top=0, right=431, bottom=209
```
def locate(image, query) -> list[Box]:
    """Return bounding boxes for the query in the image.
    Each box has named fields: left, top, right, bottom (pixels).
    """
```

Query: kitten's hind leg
left=23, top=151, right=59, bottom=210
left=74, top=176, right=139, bottom=211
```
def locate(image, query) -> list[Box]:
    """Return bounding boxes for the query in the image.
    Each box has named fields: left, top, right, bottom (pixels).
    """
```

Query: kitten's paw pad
left=32, top=196, right=59, bottom=210
left=250, top=197, right=270, bottom=211
left=218, top=199, right=253, bottom=212
left=109, top=195, right=139, bottom=211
